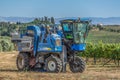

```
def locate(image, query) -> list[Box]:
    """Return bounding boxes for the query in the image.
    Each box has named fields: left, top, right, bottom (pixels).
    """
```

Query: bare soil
left=0, top=51, right=120, bottom=80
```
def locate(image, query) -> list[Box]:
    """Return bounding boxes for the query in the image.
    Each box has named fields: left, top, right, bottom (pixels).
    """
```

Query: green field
left=87, top=30, right=120, bottom=43
left=82, top=30, right=120, bottom=65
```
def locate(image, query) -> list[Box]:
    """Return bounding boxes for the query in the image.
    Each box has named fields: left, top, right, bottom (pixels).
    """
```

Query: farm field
left=1, top=28, right=120, bottom=80
left=86, top=30, right=120, bottom=43
left=0, top=0, right=120, bottom=80
left=0, top=52, right=120, bottom=80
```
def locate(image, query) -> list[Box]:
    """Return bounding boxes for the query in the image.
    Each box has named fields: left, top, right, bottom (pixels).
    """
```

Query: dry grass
left=0, top=52, right=120, bottom=80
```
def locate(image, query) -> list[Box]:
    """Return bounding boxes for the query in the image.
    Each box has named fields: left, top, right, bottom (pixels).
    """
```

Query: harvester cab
left=60, top=18, right=91, bottom=51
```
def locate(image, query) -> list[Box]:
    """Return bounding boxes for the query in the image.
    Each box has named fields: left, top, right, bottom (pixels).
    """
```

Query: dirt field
left=0, top=52, right=120, bottom=80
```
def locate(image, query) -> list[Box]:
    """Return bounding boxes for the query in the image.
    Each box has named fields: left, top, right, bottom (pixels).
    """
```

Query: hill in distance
left=0, top=16, right=120, bottom=25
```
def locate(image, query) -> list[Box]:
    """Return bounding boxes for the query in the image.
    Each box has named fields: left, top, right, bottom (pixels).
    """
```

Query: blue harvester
left=11, top=18, right=91, bottom=73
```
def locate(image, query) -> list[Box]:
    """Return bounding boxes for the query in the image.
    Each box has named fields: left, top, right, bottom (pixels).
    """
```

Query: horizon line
left=0, top=16, right=120, bottom=18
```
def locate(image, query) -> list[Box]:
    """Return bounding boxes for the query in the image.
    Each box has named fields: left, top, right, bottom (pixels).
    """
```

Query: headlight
left=56, top=39, right=61, bottom=46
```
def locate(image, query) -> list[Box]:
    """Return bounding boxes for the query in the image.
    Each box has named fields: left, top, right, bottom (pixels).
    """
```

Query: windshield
left=62, top=22, right=89, bottom=42
left=63, top=23, right=72, bottom=32
left=73, top=23, right=88, bottom=43
left=62, top=23, right=73, bottom=39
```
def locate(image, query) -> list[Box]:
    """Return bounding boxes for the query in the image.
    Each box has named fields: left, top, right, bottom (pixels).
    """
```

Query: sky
left=0, top=0, right=120, bottom=18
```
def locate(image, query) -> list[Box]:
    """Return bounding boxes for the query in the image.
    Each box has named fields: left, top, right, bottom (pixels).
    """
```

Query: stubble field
left=0, top=52, right=120, bottom=80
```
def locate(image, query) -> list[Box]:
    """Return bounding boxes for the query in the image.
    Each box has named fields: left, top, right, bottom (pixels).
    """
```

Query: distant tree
left=32, top=18, right=40, bottom=24
left=34, top=18, right=39, bottom=22
left=16, top=22, right=21, bottom=25
left=44, top=16, right=48, bottom=22
left=51, top=17, right=55, bottom=24
left=97, top=24, right=103, bottom=30
left=48, top=18, right=51, bottom=22
left=41, top=17, right=44, bottom=22
left=38, top=18, right=41, bottom=21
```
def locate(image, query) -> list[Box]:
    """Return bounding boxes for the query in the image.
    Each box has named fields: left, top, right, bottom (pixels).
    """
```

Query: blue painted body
left=56, top=30, right=64, bottom=38
left=26, top=25, right=62, bottom=56
left=27, top=26, right=41, bottom=56
left=71, top=44, right=86, bottom=51
left=37, top=33, right=62, bottom=52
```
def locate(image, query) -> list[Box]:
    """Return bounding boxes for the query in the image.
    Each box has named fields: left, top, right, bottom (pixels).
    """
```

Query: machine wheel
left=16, top=53, right=30, bottom=71
left=69, top=56, right=86, bottom=73
left=45, top=56, right=62, bottom=72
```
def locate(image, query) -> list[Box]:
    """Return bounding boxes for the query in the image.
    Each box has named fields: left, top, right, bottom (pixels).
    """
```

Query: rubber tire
left=45, top=56, right=62, bottom=73
left=69, top=56, right=86, bottom=73
left=16, top=53, right=30, bottom=71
